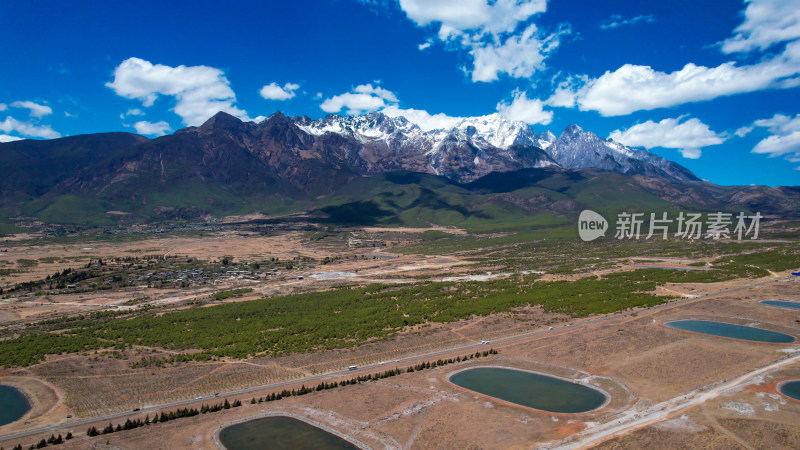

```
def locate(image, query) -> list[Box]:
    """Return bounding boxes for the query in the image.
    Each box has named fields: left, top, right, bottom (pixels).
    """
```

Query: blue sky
left=1, top=0, right=799, bottom=186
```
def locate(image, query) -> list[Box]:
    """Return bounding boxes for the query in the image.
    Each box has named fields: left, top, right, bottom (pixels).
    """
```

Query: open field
left=0, top=224, right=799, bottom=449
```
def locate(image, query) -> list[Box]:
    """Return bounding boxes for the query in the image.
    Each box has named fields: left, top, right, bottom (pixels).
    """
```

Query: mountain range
left=293, top=112, right=697, bottom=182
left=0, top=111, right=797, bottom=228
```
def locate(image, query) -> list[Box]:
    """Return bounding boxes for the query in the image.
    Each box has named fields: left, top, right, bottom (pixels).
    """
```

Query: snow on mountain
left=290, top=112, right=696, bottom=182
left=295, top=113, right=423, bottom=143
left=544, top=124, right=698, bottom=181
left=297, top=112, right=527, bottom=150
left=532, top=130, right=556, bottom=150
left=296, top=112, right=553, bottom=154
left=291, top=112, right=558, bottom=182
left=448, top=113, right=531, bottom=149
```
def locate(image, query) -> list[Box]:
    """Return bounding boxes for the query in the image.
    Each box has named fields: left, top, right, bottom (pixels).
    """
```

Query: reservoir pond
left=760, top=300, right=800, bottom=310
left=0, top=384, right=31, bottom=427
left=665, top=320, right=796, bottom=343
left=447, top=367, right=608, bottom=413
left=219, top=416, right=359, bottom=450
left=778, top=380, right=800, bottom=401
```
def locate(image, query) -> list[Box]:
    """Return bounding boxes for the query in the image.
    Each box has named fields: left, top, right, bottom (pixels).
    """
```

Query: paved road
left=1, top=275, right=791, bottom=442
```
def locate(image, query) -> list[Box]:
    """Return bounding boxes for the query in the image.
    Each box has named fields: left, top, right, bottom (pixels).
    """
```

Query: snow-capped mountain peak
left=544, top=123, right=697, bottom=181
left=295, top=112, right=423, bottom=143
left=286, top=111, right=558, bottom=182
left=562, top=124, right=584, bottom=136
left=297, top=111, right=544, bottom=152
left=532, top=130, right=556, bottom=150
left=286, top=111, right=697, bottom=182
left=446, top=113, right=532, bottom=149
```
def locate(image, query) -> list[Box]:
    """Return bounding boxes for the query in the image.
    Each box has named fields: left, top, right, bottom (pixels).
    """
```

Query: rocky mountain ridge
left=1, top=110, right=797, bottom=226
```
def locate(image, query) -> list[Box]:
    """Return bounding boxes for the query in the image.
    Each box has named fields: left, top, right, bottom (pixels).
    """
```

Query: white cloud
left=398, top=0, right=492, bottom=32
left=385, top=92, right=552, bottom=130
left=748, top=114, right=800, bottom=167
left=753, top=131, right=800, bottom=157
left=106, top=57, right=249, bottom=126
left=0, top=134, right=24, bottom=143
left=752, top=113, right=798, bottom=132
left=119, top=108, right=145, bottom=119
left=469, top=23, right=569, bottom=82
left=609, top=117, right=725, bottom=159
left=320, top=83, right=398, bottom=115
left=734, top=125, right=754, bottom=137
left=395, top=0, right=562, bottom=83
left=677, top=148, right=702, bottom=159
left=382, top=106, right=464, bottom=131
left=398, top=0, right=547, bottom=36
left=496, top=90, right=552, bottom=125
left=0, top=116, right=61, bottom=139
left=323, top=83, right=552, bottom=131
left=133, top=120, right=172, bottom=137
left=721, top=0, right=800, bottom=54
left=10, top=100, right=52, bottom=118
left=573, top=47, right=800, bottom=116
left=546, top=1, right=800, bottom=116
left=353, top=83, right=398, bottom=102
left=545, top=74, right=586, bottom=108
left=418, top=41, right=432, bottom=51
left=599, top=14, right=654, bottom=30
left=321, top=94, right=386, bottom=115
left=259, top=82, right=300, bottom=101
left=0, top=103, right=6, bottom=111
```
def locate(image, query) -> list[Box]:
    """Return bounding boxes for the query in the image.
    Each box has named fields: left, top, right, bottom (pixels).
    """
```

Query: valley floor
left=0, top=226, right=798, bottom=449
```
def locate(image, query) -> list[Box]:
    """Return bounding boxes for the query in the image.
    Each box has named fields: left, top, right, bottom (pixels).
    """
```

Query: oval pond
left=219, top=416, right=359, bottom=450
left=0, top=384, right=32, bottom=427
left=447, top=367, right=608, bottom=413
left=778, top=380, right=800, bottom=401
left=760, top=300, right=800, bottom=310
left=665, top=320, right=796, bottom=343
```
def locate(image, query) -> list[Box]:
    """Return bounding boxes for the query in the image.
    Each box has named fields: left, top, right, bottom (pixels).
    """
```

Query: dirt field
left=0, top=230, right=328, bottom=287
left=0, top=229, right=478, bottom=327
left=1, top=230, right=799, bottom=449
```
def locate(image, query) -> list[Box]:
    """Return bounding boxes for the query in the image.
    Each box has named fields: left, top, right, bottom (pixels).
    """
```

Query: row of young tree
left=2, top=432, right=72, bottom=450
left=86, top=399, right=242, bottom=438
left=248, top=350, right=499, bottom=404
left=81, top=350, right=498, bottom=440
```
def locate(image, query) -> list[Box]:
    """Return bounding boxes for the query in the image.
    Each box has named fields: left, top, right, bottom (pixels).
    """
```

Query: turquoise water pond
left=665, top=320, right=796, bottom=343
left=760, top=300, right=800, bottom=310
left=219, top=416, right=359, bottom=450
left=778, top=380, right=800, bottom=401
left=0, top=384, right=31, bottom=427
left=447, top=367, right=608, bottom=413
